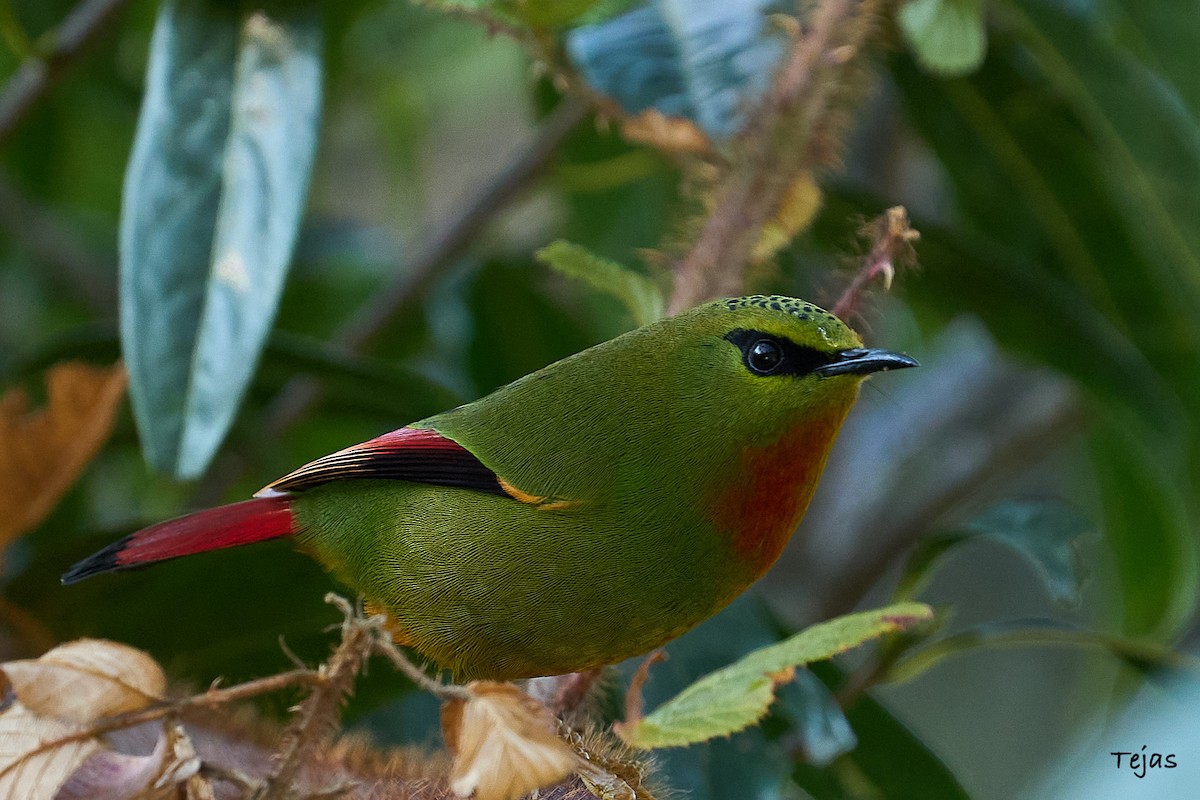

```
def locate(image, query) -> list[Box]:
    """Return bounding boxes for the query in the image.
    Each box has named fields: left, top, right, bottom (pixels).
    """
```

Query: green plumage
left=64, top=295, right=915, bottom=679
left=292, top=297, right=890, bottom=679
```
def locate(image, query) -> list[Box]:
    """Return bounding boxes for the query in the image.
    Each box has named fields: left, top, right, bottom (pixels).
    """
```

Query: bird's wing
left=254, top=427, right=509, bottom=499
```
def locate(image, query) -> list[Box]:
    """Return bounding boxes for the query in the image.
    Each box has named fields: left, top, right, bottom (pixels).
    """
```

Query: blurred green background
left=2, top=0, right=1199, bottom=798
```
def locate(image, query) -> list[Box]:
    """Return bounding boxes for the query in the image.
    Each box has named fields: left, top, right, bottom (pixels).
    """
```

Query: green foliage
left=618, top=603, right=932, bottom=749
left=3, top=0, right=1200, bottom=797
left=884, top=0, right=1200, bottom=639
left=897, top=0, right=987, bottom=76
left=120, top=0, right=322, bottom=479
left=536, top=240, right=664, bottom=325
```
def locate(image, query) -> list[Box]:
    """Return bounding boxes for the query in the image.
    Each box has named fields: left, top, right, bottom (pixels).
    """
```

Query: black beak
left=814, top=348, right=919, bottom=378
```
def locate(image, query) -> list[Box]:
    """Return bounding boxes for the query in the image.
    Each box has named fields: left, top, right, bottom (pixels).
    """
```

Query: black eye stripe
left=723, top=328, right=834, bottom=377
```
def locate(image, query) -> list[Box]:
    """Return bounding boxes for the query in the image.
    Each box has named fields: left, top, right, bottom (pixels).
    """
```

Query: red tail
left=61, top=497, right=294, bottom=584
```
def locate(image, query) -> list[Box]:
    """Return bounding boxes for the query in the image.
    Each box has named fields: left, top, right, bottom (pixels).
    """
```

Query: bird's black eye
left=746, top=338, right=784, bottom=375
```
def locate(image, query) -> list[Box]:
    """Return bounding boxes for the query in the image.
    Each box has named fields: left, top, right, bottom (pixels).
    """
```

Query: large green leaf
left=120, top=0, right=322, bottom=479
left=998, top=0, right=1200, bottom=320
left=618, top=603, right=932, bottom=749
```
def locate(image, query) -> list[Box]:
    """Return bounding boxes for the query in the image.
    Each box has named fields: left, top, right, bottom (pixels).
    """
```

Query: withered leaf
left=0, top=703, right=99, bottom=800
left=2, top=639, right=166, bottom=724
left=0, top=361, right=126, bottom=548
left=443, top=681, right=581, bottom=800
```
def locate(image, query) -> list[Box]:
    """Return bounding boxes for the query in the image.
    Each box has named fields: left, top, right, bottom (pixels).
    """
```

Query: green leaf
left=536, top=240, right=664, bottom=326
left=1091, top=419, right=1199, bottom=639
left=565, top=0, right=787, bottom=140
left=618, top=603, right=933, bottom=749
left=997, top=0, right=1200, bottom=330
left=120, top=0, right=322, bottom=479
left=897, top=499, right=1094, bottom=607
left=898, top=0, right=987, bottom=76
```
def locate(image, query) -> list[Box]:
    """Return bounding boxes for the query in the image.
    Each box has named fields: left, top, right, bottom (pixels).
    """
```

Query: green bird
left=63, top=295, right=916, bottom=680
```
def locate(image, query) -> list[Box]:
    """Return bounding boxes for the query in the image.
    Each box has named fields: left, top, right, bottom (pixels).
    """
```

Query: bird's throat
left=714, top=407, right=851, bottom=578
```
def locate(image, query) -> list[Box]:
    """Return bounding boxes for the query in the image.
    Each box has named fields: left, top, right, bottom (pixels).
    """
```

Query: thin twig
left=254, top=595, right=379, bottom=800
left=832, top=206, right=919, bottom=320
left=622, top=650, right=666, bottom=726
left=372, top=635, right=470, bottom=701
left=0, top=0, right=133, bottom=149
left=0, top=669, right=322, bottom=783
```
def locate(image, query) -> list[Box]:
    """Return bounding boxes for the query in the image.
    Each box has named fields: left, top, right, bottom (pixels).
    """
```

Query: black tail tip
left=61, top=540, right=125, bottom=585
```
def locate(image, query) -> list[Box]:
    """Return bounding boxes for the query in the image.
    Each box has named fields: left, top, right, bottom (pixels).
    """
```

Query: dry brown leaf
left=2, top=639, right=166, bottom=724
left=0, top=702, right=99, bottom=800
left=0, top=361, right=126, bottom=548
left=442, top=681, right=582, bottom=800
left=620, top=109, right=712, bottom=155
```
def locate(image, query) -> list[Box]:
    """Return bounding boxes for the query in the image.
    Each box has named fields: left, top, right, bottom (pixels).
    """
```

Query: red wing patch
left=255, top=427, right=509, bottom=498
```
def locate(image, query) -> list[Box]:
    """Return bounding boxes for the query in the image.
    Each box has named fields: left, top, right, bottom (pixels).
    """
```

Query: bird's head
left=666, top=296, right=917, bottom=443
left=646, top=295, right=917, bottom=576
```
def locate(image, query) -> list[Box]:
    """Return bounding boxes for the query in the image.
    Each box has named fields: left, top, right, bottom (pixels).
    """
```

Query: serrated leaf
left=898, top=499, right=1094, bottom=607
left=618, top=602, right=932, bottom=749
left=1, top=639, right=166, bottom=724
left=0, top=704, right=99, bottom=800
left=120, top=0, right=322, bottom=479
left=442, top=681, right=582, bottom=800
left=898, top=0, right=987, bottom=76
left=536, top=240, right=664, bottom=325
left=566, top=0, right=788, bottom=140
left=0, top=362, right=125, bottom=549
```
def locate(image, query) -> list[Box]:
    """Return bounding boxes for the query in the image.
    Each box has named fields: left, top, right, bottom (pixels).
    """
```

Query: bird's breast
left=710, top=410, right=848, bottom=578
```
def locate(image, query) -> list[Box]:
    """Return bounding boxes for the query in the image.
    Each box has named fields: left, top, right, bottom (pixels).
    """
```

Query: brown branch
left=832, top=206, right=919, bottom=320
left=0, top=0, right=133, bottom=149
left=668, top=0, right=878, bottom=313
left=254, top=595, right=379, bottom=800
left=0, top=669, right=322, bottom=783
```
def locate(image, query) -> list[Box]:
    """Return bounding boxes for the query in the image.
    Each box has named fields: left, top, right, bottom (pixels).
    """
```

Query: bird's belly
left=294, top=481, right=741, bottom=679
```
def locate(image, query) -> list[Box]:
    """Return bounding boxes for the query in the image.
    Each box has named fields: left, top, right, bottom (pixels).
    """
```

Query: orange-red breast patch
left=714, top=410, right=847, bottom=577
